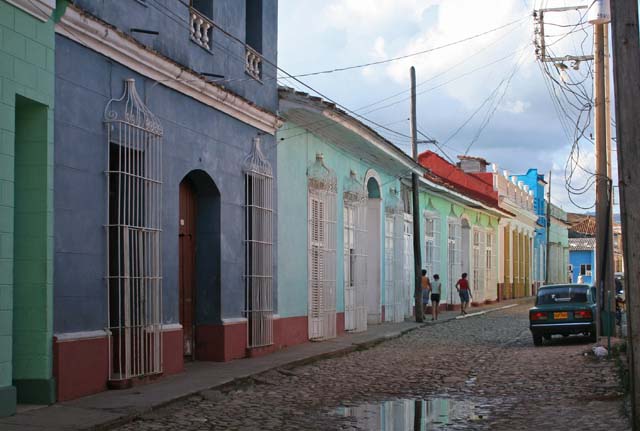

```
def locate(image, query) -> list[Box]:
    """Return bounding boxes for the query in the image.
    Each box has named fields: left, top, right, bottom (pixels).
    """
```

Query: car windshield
left=536, top=286, right=590, bottom=305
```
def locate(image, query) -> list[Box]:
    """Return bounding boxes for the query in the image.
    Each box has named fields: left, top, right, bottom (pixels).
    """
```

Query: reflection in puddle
left=335, top=398, right=489, bottom=430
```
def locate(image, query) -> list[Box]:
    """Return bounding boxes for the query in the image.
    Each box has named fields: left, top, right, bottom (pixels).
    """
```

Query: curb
left=95, top=299, right=530, bottom=430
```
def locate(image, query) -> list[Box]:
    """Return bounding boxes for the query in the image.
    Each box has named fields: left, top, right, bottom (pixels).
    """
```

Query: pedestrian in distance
left=421, top=269, right=431, bottom=316
left=430, top=274, right=442, bottom=321
left=456, top=272, right=472, bottom=315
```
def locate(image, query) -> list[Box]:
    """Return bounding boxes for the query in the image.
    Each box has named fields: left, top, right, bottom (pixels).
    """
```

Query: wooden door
left=179, top=179, right=197, bottom=358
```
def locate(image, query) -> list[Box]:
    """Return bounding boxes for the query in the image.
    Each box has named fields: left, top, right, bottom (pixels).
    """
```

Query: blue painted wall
left=570, top=250, right=595, bottom=284
left=72, top=0, right=278, bottom=112
left=54, top=1, right=278, bottom=333
left=517, top=168, right=546, bottom=283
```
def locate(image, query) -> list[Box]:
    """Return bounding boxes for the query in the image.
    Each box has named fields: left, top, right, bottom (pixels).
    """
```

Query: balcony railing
left=245, top=46, right=262, bottom=81
left=190, top=8, right=213, bottom=51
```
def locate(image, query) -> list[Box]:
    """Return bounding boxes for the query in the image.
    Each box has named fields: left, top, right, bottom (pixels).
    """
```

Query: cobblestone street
left=116, top=303, right=629, bottom=430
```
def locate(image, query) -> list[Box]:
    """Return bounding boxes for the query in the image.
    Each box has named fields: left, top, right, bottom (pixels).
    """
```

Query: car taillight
left=531, top=311, right=548, bottom=321
left=574, top=310, right=592, bottom=319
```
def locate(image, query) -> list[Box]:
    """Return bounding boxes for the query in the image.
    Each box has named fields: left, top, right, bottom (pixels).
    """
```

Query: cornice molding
left=6, top=0, right=55, bottom=22
left=55, top=5, right=281, bottom=135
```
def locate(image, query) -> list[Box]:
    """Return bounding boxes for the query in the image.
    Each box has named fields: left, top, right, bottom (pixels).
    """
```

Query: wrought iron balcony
left=245, top=46, right=262, bottom=81
left=190, top=8, right=213, bottom=51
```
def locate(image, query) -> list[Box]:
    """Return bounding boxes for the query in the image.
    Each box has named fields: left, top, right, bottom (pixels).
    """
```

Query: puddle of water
left=335, top=398, right=489, bottom=430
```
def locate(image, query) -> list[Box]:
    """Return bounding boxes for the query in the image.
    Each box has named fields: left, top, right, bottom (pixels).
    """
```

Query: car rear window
left=536, top=286, right=590, bottom=305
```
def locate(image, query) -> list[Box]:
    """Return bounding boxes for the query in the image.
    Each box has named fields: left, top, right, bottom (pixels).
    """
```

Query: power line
left=277, top=15, right=529, bottom=78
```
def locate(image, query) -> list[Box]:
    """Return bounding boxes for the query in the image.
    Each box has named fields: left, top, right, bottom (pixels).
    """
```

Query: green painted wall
left=0, top=0, right=56, bottom=415
left=276, top=121, right=501, bottom=319
left=277, top=123, right=401, bottom=318
left=418, top=189, right=500, bottom=304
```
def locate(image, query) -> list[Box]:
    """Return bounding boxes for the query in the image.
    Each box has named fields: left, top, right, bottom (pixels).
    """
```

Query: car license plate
left=554, top=312, right=568, bottom=320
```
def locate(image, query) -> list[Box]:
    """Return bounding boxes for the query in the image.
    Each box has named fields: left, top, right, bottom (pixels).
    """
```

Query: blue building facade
left=569, top=238, right=596, bottom=284
left=53, top=0, right=280, bottom=401
left=517, top=169, right=547, bottom=286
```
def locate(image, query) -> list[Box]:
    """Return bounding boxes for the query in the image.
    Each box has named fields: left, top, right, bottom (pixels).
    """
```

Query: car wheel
left=588, top=331, right=597, bottom=343
left=543, top=334, right=552, bottom=341
left=533, top=334, right=543, bottom=346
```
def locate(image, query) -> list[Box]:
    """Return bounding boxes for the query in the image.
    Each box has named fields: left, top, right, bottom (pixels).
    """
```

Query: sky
left=277, top=0, right=618, bottom=214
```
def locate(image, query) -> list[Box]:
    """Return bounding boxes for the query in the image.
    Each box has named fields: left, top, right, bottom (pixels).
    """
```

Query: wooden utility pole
left=410, top=66, right=424, bottom=323
left=545, top=170, right=551, bottom=285
left=610, top=0, right=640, bottom=427
left=594, top=22, right=615, bottom=337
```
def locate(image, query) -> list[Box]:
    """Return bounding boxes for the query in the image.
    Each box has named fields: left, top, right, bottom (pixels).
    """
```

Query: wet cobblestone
left=115, top=304, right=629, bottom=430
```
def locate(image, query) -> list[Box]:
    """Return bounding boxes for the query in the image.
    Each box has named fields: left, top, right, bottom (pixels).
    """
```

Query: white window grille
left=307, top=154, right=337, bottom=340
left=243, top=137, right=273, bottom=348
left=485, top=230, right=495, bottom=298
left=513, top=230, right=520, bottom=291
left=403, top=216, right=414, bottom=317
left=343, top=171, right=367, bottom=333
left=384, top=189, right=405, bottom=323
left=447, top=217, right=462, bottom=305
left=424, top=211, right=441, bottom=279
left=472, top=228, right=485, bottom=302
left=105, top=79, right=163, bottom=382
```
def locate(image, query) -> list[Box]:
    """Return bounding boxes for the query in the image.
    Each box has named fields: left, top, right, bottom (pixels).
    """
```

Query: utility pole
left=545, top=170, right=551, bottom=285
left=593, top=18, right=615, bottom=338
left=611, top=0, right=640, bottom=427
left=604, top=23, right=617, bottom=327
left=410, top=66, right=424, bottom=323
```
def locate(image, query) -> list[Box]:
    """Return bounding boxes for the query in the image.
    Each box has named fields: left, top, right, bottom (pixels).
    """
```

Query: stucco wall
left=276, top=123, right=402, bottom=318
left=71, top=0, right=278, bottom=112
left=570, top=250, right=595, bottom=284
left=54, top=35, right=277, bottom=333
left=276, top=121, right=501, bottom=319
left=0, top=0, right=56, bottom=413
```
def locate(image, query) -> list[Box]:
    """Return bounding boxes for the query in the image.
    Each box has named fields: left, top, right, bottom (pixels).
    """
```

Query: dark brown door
left=179, top=178, right=197, bottom=359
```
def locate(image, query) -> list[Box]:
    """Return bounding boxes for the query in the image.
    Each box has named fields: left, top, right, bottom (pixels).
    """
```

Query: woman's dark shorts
left=430, top=293, right=440, bottom=303
left=459, top=290, right=470, bottom=303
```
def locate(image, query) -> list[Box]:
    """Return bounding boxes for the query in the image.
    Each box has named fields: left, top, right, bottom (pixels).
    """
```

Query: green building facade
left=0, top=0, right=57, bottom=416
left=276, top=88, right=503, bottom=342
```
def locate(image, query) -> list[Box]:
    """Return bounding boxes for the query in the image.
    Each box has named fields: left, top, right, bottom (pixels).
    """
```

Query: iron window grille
left=307, top=154, right=337, bottom=341
left=384, top=188, right=406, bottom=323
left=447, top=217, right=462, bottom=305
left=243, top=136, right=274, bottom=348
left=104, top=79, right=163, bottom=382
left=343, top=171, right=368, bottom=332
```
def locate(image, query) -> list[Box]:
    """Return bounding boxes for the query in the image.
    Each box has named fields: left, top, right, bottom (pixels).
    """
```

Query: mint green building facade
left=0, top=0, right=57, bottom=415
left=276, top=88, right=504, bottom=341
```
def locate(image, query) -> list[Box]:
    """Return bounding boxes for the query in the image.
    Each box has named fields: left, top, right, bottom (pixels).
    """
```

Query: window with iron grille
left=485, top=230, right=494, bottom=295
left=105, top=79, right=163, bottom=382
left=472, top=228, right=485, bottom=300
left=447, top=217, right=462, bottom=304
left=424, top=212, right=441, bottom=278
left=343, top=171, right=367, bottom=332
left=243, top=137, right=273, bottom=348
left=307, top=154, right=337, bottom=340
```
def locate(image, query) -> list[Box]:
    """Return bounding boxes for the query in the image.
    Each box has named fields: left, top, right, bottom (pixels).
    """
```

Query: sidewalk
left=0, top=298, right=531, bottom=431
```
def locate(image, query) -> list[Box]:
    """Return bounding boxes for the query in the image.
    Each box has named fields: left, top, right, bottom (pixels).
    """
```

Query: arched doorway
left=365, top=174, right=382, bottom=324
left=179, top=170, right=220, bottom=360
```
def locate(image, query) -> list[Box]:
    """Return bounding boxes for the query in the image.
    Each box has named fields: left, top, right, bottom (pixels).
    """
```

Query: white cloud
left=501, top=99, right=530, bottom=114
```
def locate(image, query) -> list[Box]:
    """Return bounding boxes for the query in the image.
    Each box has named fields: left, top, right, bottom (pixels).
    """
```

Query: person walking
left=456, top=273, right=472, bottom=315
left=421, top=269, right=431, bottom=316
left=430, top=274, right=442, bottom=321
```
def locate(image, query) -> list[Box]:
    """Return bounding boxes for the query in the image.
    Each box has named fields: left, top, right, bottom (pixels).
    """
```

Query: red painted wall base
left=53, top=328, right=184, bottom=402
